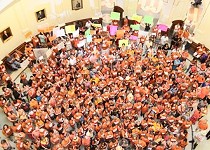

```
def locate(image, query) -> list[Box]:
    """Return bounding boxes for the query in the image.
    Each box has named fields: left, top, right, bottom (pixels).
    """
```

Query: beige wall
left=166, top=0, right=191, bottom=24
left=0, top=0, right=99, bottom=60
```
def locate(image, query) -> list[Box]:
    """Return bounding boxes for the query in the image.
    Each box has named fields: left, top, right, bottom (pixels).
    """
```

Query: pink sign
left=157, top=24, right=168, bottom=32
left=129, top=35, right=138, bottom=40
left=110, top=25, right=118, bottom=36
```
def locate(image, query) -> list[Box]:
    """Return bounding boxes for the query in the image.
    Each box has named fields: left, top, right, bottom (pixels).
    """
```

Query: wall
left=158, top=0, right=175, bottom=25
left=165, top=0, right=191, bottom=24
left=124, top=0, right=138, bottom=17
left=0, top=0, right=98, bottom=60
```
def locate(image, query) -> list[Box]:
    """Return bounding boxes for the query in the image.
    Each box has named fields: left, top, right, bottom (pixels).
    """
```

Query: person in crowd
left=13, top=51, right=25, bottom=63
left=0, top=63, right=7, bottom=85
left=24, top=42, right=33, bottom=55
left=0, top=63, right=6, bottom=73
left=2, top=87, right=14, bottom=101
left=123, top=16, right=129, bottom=26
left=174, top=24, right=181, bottom=35
left=0, top=139, right=15, bottom=150
left=5, top=55, right=21, bottom=70
left=200, top=51, right=208, bottom=63
left=85, top=19, right=92, bottom=29
left=2, top=124, right=13, bottom=139
left=38, top=32, right=47, bottom=46
left=160, top=34, right=169, bottom=45
left=145, top=23, right=151, bottom=32
left=69, top=55, right=77, bottom=66
left=20, top=73, right=29, bottom=87
left=32, top=36, right=40, bottom=48
left=193, top=44, right=206, bottom=59
left=46, top=33, right=53, bottom=49
left=143, top=38, right=153, bottom=56
left=170, top=33, right=180, bottom=49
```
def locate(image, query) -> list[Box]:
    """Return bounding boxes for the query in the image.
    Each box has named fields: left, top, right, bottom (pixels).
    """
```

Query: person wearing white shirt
left=174, top=24, right=180, bottom=34
left=69, top=55, right=76, bottom=66
left=120, top=43, right=127, bottom=52
left=85, top=20, right=92, bottom=29
left=77, top=49, right=84, bottom=57
left=65, top=38, right=72, bottom=51
left=142, top=39, right=153, bottom=56
left=160, top=34, right=169, bottom=45
left=60, top=51, right=68, bottom=59
left=145, top=39, right=153, bottom=49
left=86, top=128, right=94, bottom=138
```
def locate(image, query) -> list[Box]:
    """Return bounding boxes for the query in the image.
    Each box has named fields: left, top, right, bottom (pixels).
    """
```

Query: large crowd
left=0, top=19, right=210, bottom=150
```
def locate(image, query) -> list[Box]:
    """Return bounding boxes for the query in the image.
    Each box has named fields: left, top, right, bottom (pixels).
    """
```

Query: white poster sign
left=33, top=48, right=48, bottom=60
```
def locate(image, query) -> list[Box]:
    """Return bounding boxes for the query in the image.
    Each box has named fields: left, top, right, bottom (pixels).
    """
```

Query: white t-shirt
left=145, top=40, right=153, bottom=49
left=161, top=36, right=168, bottom=45
left=65, top=41, right=72, bottom=50
left=85, top=21, right=92, bottom=28
left=69, top=56, right=76, bottom=65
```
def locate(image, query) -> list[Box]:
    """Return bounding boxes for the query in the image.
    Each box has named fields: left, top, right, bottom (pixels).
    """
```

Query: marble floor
left=0, top=52, right=210, bottom=150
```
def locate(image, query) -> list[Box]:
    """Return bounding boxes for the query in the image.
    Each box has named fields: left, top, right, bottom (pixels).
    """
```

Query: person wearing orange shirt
left=0, top=139, right=14, bottom=150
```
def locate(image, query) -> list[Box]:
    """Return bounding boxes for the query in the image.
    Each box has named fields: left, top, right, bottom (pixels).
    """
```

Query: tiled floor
left=0, top=48, right=210, bottom=150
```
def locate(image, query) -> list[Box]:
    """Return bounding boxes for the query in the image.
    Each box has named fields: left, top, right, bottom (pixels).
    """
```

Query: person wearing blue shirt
left=5, top=55, right=21, bottom=70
